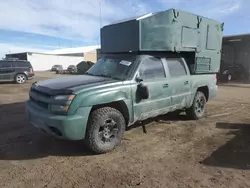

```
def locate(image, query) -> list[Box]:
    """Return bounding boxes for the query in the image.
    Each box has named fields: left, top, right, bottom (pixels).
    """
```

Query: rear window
left=166, top=58, right=187, bottom=77
left=0, top=61, right=12, bottom=68
left=139, top=56, right=165, bottom=80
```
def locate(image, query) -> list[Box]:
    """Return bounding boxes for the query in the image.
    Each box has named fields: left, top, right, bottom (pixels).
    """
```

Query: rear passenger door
left=165, top=58, right=192, bottom=108
left=0, top=61, right=14, bottom=80
left=132, top=56, right=172, bottom=121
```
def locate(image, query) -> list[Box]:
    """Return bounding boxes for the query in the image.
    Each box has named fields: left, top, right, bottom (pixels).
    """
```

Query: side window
left=167, top=58, right=187, bottom=77
left=0, top=61, right=12, bottom=68
left=139, top=57, right=165, bottom=80
left=14, top=62, right=29, bottom=67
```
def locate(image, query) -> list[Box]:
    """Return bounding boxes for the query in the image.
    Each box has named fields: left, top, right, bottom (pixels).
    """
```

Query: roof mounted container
left=101, top=8, right=224, bottom=73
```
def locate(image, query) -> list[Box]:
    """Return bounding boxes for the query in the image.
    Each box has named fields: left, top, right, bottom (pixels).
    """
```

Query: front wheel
left=84, top=107, right=126, bottom=154
left=186, top=91, right=206, bottom=120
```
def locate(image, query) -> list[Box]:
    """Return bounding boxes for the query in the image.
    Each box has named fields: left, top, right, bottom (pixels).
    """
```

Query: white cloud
left=0, top=0, right=152, bottom=43
left=202, top=0, right=242, bottom=19
left=219, top=2, right=241, bottom=13
left=0, top=43, right=48, bottom=59
left=0, top=0, right=244, bottom=49
left=157, top=0, right=243, bottom=20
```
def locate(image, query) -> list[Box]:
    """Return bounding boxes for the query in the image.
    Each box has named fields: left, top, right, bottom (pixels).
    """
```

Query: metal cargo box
left=101, top=8, right=224, bottom=73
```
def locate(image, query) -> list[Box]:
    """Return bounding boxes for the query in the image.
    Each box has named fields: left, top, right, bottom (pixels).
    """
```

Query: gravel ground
left=1, top=72, right=250, bottom=188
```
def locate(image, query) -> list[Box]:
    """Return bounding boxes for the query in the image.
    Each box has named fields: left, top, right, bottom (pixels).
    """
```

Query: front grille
left=29, top=87, right=51, bottom=110
left=30, top=97, right=48, bottom=109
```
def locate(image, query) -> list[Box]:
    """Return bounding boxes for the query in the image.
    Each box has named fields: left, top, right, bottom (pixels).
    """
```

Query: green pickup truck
left=26, top=53, right=217, bottom=153
left=26, top=9, right=223, bottom=154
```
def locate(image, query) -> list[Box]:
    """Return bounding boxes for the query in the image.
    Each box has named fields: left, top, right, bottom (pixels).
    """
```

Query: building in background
left=221, top=34, right=250, bottom=82
left=5, top=45, right=101, bottom=71
left=47, top=45, right=101, bottom=62
left=5, top=52, right=84, bottom=71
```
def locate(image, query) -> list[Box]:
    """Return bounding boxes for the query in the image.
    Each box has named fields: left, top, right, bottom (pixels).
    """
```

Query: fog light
left=50, top=104, right=69, bottom=114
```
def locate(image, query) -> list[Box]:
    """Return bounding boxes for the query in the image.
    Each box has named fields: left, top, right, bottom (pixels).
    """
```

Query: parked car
left=51, top=65, right=63, bottom=71
left=67, top=65, right=77, bottom=73
left=0, top=59, right=34, bottom=84
left=217, top=64, right=244, bottom=83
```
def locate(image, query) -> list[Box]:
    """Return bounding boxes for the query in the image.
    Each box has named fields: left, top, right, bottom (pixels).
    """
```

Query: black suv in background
left=51, top=65, right=63, bottom=71
left=0, top=59, right=34, bottom=84
left=67, top=65, right=77, bottom=73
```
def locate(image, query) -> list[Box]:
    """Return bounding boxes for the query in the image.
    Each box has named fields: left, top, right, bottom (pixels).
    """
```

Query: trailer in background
left=220, top=34, right=250, bottom=83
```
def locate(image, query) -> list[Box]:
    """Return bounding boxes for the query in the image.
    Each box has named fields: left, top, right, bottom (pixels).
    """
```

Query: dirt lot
left=1, top=72, right=250, bottom=188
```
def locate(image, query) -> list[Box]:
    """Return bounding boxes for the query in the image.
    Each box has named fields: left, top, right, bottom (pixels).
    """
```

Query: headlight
left=50, top=104, right=69, bottom=114
left=54, top=95, right=75, bottom=101
left=51, top=94, right=75, bottom=114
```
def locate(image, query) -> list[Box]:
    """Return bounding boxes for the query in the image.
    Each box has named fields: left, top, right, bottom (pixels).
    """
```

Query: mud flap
left=139, top=121, right=147, bottom=134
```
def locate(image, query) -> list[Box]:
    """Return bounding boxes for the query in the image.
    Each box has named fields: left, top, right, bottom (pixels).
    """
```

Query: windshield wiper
left=111, top=76, right=123, bottom=80
left=85, top=72, right=95, bottom=76
left=95, top=74, right=121, bottom=80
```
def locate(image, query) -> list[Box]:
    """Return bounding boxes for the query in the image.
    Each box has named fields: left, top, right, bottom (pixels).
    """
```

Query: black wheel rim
left=99, top=118, right=118, bottom=143
left=195, top=95, right=205, bottom=116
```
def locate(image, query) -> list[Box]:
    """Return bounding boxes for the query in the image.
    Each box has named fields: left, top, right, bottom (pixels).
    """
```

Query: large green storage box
left=101, top=8, right=224, bottom=73
left=76, top=61, right=94, bottom=74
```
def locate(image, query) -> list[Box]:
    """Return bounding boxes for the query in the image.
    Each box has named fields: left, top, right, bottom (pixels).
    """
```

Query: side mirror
left=135, top=76, right=143, bottom=83
left=137, top=82, right=149, bottom=99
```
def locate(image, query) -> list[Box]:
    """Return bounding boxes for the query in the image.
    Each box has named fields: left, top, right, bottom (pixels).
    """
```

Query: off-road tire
left=15, top=73, right=27, bottom=84
left=85, top=107, right=126, bottom=154
left=186, top=91, right=206, bottom=120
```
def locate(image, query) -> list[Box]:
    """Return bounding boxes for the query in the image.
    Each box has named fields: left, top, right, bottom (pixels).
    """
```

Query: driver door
left=131, top=56, right=172, bottom=121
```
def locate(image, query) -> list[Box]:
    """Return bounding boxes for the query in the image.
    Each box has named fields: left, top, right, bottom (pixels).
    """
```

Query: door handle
left=163, top=84, right=168, bottom=88
left=184, top=81, right=189, bottom=85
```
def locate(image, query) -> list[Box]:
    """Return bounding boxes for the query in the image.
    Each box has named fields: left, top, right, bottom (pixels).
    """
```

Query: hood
left=33, top=75, right=118, bottom=95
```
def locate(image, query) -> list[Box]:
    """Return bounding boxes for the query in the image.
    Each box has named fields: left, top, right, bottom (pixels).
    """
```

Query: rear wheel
left=15, top=74, right=27, bottom=84
left=186, top=91, right=206, bottom=120
left=85, top=107, right=126, bottom=154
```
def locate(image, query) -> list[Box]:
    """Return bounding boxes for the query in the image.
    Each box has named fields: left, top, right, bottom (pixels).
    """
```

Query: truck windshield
left=86, top=56, right=135, bottom=80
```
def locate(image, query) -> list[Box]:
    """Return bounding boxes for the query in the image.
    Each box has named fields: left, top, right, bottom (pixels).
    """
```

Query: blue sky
left=0, top=0, right=249, bottom=58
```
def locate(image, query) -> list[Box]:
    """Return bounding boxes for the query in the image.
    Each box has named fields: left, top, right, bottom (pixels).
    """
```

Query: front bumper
left=26, top=100, right=91, bottom=140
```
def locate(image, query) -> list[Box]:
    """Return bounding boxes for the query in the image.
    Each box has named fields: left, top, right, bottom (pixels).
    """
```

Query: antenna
left=99, top=0, right=103, bottom=28
left=97, top=0, right=103, bottom=45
